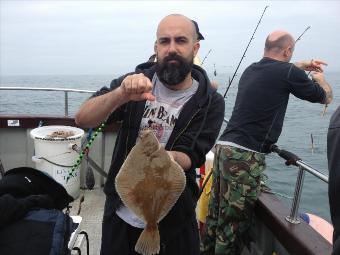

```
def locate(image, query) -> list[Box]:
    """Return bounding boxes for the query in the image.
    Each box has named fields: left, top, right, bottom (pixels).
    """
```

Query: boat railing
left=270, top=145, right=329, bottom=224
left=0, top=86, right=95, bottom=117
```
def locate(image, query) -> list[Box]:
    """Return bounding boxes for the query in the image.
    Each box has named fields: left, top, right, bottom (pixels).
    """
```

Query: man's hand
left=311, top=71, right=326, bottom=83
left=294, top=59, right=328, bottom=72
left=119, top=73, right=156, bottom=102
left=311, top=71, right=333, bottom=105
left=167, top=151, right=192, bottom=171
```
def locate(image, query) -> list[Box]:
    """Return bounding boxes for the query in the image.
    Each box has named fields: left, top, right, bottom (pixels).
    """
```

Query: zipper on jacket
left=125, top=105, right=133, bottom=158
left=169, top=108, right=201, bottom=150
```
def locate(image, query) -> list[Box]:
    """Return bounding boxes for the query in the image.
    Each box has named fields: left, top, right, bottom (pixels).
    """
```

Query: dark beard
left=155, top=53, right=193, bottom=86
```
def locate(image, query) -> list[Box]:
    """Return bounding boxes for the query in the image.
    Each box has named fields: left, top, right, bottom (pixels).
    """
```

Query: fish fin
left=135, top=225, right=160, bottom=255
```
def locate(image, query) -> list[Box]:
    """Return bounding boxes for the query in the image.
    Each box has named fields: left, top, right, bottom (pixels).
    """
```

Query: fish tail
left=135, top=224, right=160, bottom=255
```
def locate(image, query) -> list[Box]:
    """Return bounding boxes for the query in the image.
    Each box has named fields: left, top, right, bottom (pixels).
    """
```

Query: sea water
left=1, top=71, right=339, bottom=222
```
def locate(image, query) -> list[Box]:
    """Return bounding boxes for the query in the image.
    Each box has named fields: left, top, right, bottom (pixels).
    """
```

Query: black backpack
left=0, top=208, right=77, bottom=255
left=0, top=167, right=77, bottom=255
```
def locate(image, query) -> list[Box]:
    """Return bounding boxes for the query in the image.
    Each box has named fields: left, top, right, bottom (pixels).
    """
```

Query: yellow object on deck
left=197, top=170, right=212, bottom=223
left=197, top=151, right=214, bottom=223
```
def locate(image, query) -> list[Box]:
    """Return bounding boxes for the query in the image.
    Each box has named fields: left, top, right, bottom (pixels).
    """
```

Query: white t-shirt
left=116, top=73, right=198, bottom=228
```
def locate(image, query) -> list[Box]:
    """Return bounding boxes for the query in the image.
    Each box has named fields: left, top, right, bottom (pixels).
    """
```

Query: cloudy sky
left=1, top=1, right=339, bottom=75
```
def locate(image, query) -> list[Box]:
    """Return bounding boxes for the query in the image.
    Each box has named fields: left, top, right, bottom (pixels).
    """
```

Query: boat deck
left=69, top=187, right=105, bottom=254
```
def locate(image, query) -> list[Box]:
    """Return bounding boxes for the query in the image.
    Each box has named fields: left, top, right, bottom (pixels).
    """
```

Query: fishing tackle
left=295, top=26, right=311, bottom=43
left=223, top=5, right=269, bottom=98
left=66, top=123, right=106, bottom=182
left=294, top=27, right=329, bottom=117
left=310, top=133, right=315, bottom=154
left=201, top=49, right=212, bottom=65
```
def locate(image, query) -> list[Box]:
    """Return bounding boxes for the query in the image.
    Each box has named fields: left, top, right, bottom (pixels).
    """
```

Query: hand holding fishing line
left=300, top=59, right=331, bottom=115
left=309, top=66, right=332, bottom=116
left=311, top=71, right=326, bottom=82
left=306, top=59, right=327, bottom=72
left=295, top=59, right=327, bottom=72
left=120, top=73, right=156, bottom=102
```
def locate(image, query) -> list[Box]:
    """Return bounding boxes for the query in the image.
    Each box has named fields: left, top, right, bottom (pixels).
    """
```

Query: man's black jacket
left=94, top=62, right=225, bottom=239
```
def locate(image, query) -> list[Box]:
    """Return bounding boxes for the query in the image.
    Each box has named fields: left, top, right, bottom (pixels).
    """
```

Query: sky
left=0, top=0, right=340, bottom=76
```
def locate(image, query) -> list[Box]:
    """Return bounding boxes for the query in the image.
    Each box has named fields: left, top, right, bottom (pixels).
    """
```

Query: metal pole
left=65, top=91, right=69, bottom=116
left=286, top=165, right=305, bottom=224
left=296, top=160, right=328, bottom=183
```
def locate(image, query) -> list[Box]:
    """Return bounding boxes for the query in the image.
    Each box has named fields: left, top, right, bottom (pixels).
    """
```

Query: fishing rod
left=201, top=49, right=212, bottom=65
left=200, top=6, right=269, bottom=198
left=295, top=26, right=311, bottom=43
left=223, top=5, right=269, bottom=98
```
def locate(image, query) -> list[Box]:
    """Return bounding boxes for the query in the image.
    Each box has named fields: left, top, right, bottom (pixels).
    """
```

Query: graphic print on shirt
left=141, top=99, right=181, bottom=146
left=139, top=74, right=198, bottom=146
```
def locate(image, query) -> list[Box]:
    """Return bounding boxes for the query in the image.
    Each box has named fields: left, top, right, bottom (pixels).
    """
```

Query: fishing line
left=66, top=123, right=106, bottom=182
left=68, top=74, right=160, bottom=183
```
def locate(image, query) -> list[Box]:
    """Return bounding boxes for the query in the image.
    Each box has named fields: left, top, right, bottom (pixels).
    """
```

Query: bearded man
left=75, top=14, right=225, bottom=255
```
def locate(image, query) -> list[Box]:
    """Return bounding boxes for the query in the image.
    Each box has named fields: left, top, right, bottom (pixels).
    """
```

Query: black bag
left=0, top=167, right=77, bottom=254
left=0, top=208, right=77, bottom=255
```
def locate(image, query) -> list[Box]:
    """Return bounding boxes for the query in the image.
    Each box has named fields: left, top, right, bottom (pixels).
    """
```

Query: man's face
left=155, top=16, right=199, bottom=86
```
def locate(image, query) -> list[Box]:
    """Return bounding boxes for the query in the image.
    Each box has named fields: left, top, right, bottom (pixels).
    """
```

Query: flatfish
left=115, top=129, right=186, bottom=255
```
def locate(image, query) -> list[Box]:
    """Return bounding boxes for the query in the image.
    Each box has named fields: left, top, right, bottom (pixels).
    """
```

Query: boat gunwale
left=255, top=192, right=332, bottom=255
left=0, top=115, right=120, bottom=131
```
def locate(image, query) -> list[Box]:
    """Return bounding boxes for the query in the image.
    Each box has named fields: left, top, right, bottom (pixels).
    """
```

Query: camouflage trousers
left=200, top=144, right=266, bottom=255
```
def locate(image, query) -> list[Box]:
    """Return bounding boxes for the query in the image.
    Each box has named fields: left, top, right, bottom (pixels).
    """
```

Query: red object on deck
left=199, top=164, right=205, bottom=188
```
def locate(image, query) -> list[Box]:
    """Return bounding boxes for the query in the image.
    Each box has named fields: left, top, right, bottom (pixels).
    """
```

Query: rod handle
left=270, top=145, right=300, bottom=166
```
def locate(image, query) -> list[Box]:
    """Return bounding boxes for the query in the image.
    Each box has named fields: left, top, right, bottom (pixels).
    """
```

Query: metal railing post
left=64, top=91, right=69, bottom=117
left=286, top=165, right=305, bottom=224
left=0, top=87, right=96, bottom=117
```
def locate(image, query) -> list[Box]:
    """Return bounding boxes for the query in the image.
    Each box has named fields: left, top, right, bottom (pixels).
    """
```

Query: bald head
left=265, top=30, right=295, bottom=52
left=156, top=14, right=197, bottom=42
left=264, top=30, right=295, bottom=61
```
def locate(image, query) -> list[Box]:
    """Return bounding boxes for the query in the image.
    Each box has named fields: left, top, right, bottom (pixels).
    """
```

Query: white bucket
left=30, top=125, right=85, bottom=199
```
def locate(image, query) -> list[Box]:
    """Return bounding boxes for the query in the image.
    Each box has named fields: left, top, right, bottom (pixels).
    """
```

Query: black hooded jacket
left=94, top=62, right=225, bottom=237
left=328, top=106, right=340, bottom=254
